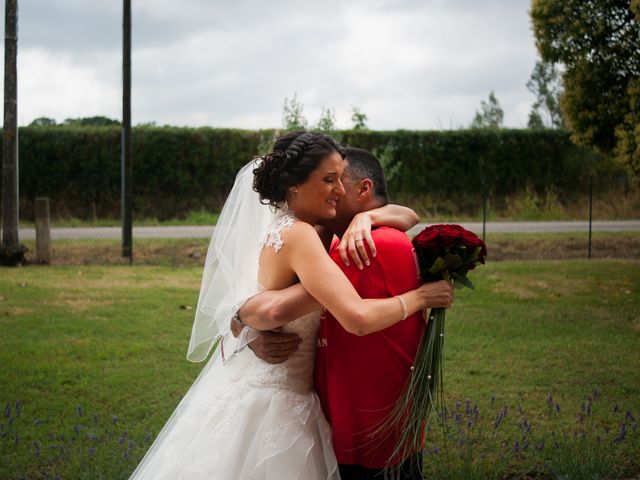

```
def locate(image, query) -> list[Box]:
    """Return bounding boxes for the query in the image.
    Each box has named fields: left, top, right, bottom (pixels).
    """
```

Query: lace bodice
left=231, top=311, right=320, bottom=395
left=263, top=207, right=296, bottom=252
left=230, top=209, right=320, bottom=394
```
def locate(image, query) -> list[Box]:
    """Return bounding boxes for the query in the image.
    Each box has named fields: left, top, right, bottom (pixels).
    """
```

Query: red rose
left=412, top=225, right=441, bottom=250
left=439, top=224, right=465, bottom=248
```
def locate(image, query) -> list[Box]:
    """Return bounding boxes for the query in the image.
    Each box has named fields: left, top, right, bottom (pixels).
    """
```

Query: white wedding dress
left=130, top=205, right=339, bottom=479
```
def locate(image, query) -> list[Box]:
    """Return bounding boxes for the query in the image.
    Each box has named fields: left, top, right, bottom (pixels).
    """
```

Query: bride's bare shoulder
left=280, top=221, right=323, bottom=248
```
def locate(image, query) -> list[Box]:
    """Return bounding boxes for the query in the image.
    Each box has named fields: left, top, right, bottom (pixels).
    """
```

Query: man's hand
left=248, top=329, right=302, bottom=364
left=421, top=280, right=455, bottom=309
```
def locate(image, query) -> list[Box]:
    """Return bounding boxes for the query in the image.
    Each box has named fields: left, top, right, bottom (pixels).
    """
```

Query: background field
left=1, top=260, right=639, bottom=479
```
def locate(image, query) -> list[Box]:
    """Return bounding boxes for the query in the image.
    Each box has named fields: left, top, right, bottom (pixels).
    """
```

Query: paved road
left=15, top=220, right=640, bottom=240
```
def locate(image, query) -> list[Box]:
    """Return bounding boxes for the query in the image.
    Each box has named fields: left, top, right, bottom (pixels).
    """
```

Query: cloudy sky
left=5, top=0, right=540, bottom=130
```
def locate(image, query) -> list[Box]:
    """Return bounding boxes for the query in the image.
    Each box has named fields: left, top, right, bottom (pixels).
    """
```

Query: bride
left=129, top=131, right=435, bottom=479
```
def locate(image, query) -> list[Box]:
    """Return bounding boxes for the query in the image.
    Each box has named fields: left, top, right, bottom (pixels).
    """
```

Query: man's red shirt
left=314, top=227, right=424, bottom=469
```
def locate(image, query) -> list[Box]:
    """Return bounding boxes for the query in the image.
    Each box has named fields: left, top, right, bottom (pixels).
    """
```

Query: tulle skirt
left=129, top=349, right=339, bottom=480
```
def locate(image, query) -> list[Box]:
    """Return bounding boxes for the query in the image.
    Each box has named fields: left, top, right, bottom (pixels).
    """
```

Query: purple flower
left=613, top=404, right=619, bottom=413
left=614, top=423, right=627, bottom=443
left=555, top=403, right=561, bottom=413
left=76, top=405, right=83, bottom=417
left=111, top=415, right=119, bottom=425
left=625, top=410, right=636, bottom=423
left=494, top=412, right=504, bottom=429
left=73, top=424, right=83, bottom=434
left=88, top=447, right=96, bottom=456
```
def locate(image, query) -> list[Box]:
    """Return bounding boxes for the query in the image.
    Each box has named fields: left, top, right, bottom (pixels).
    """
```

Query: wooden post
left=121, top=0, right=133, bottom=264
left=35, top=197, right=51, bottom=264
left=0, top=0, right=27, bottom=266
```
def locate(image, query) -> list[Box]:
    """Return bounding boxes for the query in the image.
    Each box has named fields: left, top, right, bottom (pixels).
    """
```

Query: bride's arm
left=338, top=204, right=419, bottom=269
left=285, top=222, right=439, bottom=336
left=238, top=284, right=322, bottom=331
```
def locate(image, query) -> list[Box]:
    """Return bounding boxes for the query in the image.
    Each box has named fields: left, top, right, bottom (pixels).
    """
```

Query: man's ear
left=357, top=179, right=374, bottom=200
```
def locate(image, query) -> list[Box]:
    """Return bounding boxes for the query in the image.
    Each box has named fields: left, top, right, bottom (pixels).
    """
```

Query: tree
left=527, top=109, right=545, bottom=129
left=315, top=106, right=337, bottom=133
left=282, top=93, right=308, bottom=131
left=63, top=116, right=120, bottom=126
left=1, top=0, right=27, bottom=266
left=470, top=91, right=504, bottom=129
left=531, top=0, right=640, bottom=181
left=351, top=107, right=368, bottom=131
left=29, top=116, right=57, bottom=127
left=527, top=60, right=565, bottom=128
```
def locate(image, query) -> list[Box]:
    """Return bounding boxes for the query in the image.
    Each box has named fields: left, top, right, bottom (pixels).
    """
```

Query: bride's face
left=287, top=151, right=346, bottom=224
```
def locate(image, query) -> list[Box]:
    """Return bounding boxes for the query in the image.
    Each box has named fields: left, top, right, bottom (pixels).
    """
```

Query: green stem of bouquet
left=375, top=306, right=447, bottom=466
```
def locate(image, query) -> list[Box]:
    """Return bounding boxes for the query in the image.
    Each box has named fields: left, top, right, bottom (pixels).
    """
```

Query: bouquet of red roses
left=379, top=224, right=487, bottom=463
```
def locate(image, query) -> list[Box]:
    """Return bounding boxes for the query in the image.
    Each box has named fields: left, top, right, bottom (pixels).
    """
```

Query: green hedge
left=6, top=126, right=617, bottom=219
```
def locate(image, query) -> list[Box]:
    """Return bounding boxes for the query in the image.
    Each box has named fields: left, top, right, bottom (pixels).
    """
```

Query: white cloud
left=1, top=0, right=539, bottom=129
left=18, top=49, right=120, bottom=124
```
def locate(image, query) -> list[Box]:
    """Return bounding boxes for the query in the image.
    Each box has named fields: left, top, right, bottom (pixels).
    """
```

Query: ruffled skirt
left=129, top=350, right=339, bottom=480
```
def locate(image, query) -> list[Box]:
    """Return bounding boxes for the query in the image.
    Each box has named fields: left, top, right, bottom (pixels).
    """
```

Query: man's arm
left=230, top=316, right=302, bottom=364
left=238, top=283, right=322, bottom=331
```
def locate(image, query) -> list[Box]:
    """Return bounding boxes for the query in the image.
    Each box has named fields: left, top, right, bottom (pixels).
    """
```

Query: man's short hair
left=343, top=147, right=389, bottom=203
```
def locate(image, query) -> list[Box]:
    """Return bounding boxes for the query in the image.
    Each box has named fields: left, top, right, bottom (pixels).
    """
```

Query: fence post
left=588, top=177, right=593, bottom=259
left=482, top=190, right=488, bottom=243
left=35, top=197, right=51, bottom=264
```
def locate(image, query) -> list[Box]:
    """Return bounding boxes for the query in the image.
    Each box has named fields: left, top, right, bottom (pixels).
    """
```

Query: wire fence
left=407, top=176, right=640, bottom=261
left=6, top=176, right=640, bottom=265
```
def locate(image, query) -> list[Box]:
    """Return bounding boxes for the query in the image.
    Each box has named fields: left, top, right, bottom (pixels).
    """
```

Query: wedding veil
left=187, top=160, right=275, bottom=362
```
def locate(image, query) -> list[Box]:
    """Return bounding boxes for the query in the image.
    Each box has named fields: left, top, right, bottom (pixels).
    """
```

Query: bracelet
left=395, top=295, right=408, bottom=321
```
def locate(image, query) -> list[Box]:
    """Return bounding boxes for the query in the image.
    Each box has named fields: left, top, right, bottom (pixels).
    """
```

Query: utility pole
left=1, top=0, right=26, bottom=266
left=121, top=0, right=132, bottom=263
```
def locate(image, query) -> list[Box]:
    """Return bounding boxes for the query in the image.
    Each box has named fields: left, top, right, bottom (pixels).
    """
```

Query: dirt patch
left=21, top=239, right=208, bottom=268
left=19, top=234, right=640, bottom=266
left=49, top=295, right=114, bottom=312
left=1, top=307, right=34, bottom=317
left=487, top=235, right=640, bottom=261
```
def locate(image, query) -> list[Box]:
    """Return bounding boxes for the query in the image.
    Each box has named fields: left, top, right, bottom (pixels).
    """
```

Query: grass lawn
left=0, top=260, right=639, bottom=479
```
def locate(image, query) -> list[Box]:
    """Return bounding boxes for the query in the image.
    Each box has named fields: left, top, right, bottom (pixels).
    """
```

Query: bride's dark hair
left=253, top=131, right=344, bottom=207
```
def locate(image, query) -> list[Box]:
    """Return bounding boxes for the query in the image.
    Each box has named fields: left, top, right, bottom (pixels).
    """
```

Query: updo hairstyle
left=253, top=131, right=344, bottom=208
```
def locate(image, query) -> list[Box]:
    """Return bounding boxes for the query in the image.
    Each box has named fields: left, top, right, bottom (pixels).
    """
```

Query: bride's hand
left=338, top=212, right=376, bottom=269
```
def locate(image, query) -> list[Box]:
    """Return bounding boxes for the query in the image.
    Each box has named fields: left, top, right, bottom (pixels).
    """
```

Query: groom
left=234, top=147, right=454, bottom=480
